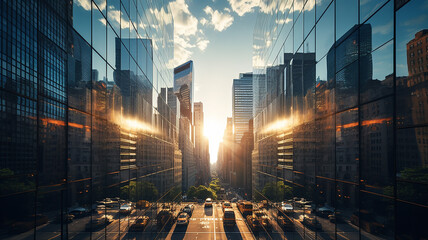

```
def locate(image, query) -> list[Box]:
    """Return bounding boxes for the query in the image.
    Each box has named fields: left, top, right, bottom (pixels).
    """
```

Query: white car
left=204, top=198, right=213, bottom=208
left=119, top=204, right=132, bottom=214
left=281, top=203, right=293, bottom=212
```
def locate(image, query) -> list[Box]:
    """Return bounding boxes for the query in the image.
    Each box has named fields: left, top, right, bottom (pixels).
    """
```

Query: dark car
left=85, top=215, right=113, bottom=231
left=301, top=216, right=322, bottom=230
left=69, top=207, right=89, bottom=218
left=54, top=213, right=74, bottom=224
left=129, top=216, right=150, bottom=231
left=182, top=204, right=194, bottom=216
left=277, top=210, right=294, bottom=230
left=253, top=210, right=272, bottom=231
left=316, top=206, right=334, bottom=218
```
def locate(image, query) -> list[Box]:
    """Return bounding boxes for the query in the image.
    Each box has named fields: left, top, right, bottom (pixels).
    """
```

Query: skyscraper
left=194, top=102, right=210, bottom=184
left=232, top=73, right=253, bottom=144
left=0, top=1, right=179, bottom=238
left=174, top=61, right=194, bottom=123
left=174, top=61, right=196, bottom=191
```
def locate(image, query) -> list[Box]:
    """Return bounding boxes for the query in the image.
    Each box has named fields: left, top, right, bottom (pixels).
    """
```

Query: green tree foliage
left=209, top=178, right=221, bottom=193
left=188, top=185, right=217, bottom=200
left=260, top=181, right=293, bottom=202
left=121, top=181, right=159, bottom=202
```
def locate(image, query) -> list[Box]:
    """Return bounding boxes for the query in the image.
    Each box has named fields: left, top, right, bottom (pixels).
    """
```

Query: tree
left=187, top=185, right=217, bottom=200
left=120, top=181, right=159, bottom=202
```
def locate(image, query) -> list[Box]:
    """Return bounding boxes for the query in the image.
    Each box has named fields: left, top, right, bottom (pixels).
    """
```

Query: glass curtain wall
left=0, top=0, right=180, bottom=239
left=252, top=0, right=427, bottom=239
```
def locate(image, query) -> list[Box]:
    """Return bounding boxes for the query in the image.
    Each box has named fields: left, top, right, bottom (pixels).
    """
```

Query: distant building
left=174, top=61, right=196, bottom=191
left=232, top=73, right=253, bottom=144
left=194, top=102, right=210, bottom=184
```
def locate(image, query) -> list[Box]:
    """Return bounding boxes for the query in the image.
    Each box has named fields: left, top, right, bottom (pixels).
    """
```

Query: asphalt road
left=165, top=202, right=254, bottom=240
left=3, top=202, right=384, bottom=240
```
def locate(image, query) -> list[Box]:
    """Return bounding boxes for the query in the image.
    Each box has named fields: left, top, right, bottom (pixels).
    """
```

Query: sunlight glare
left=204, top=119, right=224, bottom=164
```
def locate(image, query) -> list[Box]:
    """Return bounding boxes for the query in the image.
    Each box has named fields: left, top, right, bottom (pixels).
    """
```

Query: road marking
left=213, top=204, right=216, bottom=240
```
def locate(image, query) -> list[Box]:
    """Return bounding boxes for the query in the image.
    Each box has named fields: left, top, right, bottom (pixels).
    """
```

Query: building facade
left=252, top=0, right=427, bottom=239
left=194, top=102, right=210, bottom=185
left=174, top=61, right=196, bottom=191
left=232, top=73, right=254, bottom=144
left=0, top=0, right=181, bottom=239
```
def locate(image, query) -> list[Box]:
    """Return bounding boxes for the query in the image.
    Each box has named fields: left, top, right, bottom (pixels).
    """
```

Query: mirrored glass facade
left=252, top=0, right=427, bottom=239
left=0, top=0, right=180, bottom=239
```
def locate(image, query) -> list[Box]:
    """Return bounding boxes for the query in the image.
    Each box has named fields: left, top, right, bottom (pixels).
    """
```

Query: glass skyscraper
left=233, top=73, right=254, bottom=144
left=0, top=0, right=180, bottom=239
left=252, top=0, right=427, bottom=239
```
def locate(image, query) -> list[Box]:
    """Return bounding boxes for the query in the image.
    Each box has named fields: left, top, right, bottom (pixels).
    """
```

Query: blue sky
left=169, top=0, right=259, bottom=163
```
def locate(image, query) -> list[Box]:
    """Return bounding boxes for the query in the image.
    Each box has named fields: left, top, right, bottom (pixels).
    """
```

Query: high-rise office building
left=174, top=61, right=196, bottom=191
left=194, top=102, right=210, bottom=184
left=174, top=61, right=194, bottom=124
left=0, top=1, right=179, bottom=238
left=232, top=73, right=253, bottom=144
left=252, top=0, right=427, bottom=239
left=217, top=117, right=233, bottom=184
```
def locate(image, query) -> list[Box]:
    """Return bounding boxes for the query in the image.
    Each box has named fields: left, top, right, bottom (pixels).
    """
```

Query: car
left=54, top=213, right=74, bottom=223
left=85, top=215, right=113, bottom=231
left=316, top=206, right=334, bottom=218
left=277, top=212, right=294, bottom=230
left=69, top=207, right=89, bottom=218
left=157, top=209, right=174, bottom=228
left=136, top=200, right=150, bottom=209
left=205, top=198, right=213, bottom=208
left=253, top=210, right=272, bottom=231
left=129, top=216, right=150, bottom=231
left=119, top=204, right=132, bottom=214
left=176, top=212, right=190, bottom=226
left=182, top=204, right=194, bottom=216
left=261, top=200, right=269, bottom=209
left=328, top=212, right=344, bottom=223
left=231, top=198, right=238, bottom=203
left=281, top=203, right=293, bottom=213
left=223, top=208, right=236, bottom=227
left=301, top=216, right=322, bottom=230
left=222, top=201, right=232, bottom=212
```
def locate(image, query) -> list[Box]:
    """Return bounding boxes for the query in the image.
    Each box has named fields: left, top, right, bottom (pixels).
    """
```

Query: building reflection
left=0, top=0, right=180, bottom=239
left=251, top=0, right=428, bottom=239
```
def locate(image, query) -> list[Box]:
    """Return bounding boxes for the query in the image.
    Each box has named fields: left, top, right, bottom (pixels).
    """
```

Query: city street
left=165, top=202, right=254, bottom=240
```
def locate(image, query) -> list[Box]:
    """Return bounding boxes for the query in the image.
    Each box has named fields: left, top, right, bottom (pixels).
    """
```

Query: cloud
left=372, top=20, right=393, bottom=35
left=175, top=35, right=195, bottom=49
left=76, top=0, right=91, bottom=11
left=275, top=17, right=292, bottom=25
left=203, top=6, right=234, bottom=32
left=94, top=0, right=106, bottom=11
left=170, top=0, right=198, bottom=36
left=106, top=5, right=130, bottom=29
left=169, top=0, right=210, bottom=66
left=200, top=17, right=208, bottom=26
left=227, top=0, right=258, bottom=16
left=197, top=39, right=210, bottom=51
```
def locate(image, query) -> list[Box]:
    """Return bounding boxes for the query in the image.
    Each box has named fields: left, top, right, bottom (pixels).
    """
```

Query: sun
left=204, top=119, right=224, bottom=164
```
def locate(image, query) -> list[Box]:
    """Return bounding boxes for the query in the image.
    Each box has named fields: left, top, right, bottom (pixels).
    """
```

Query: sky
left=169, top=0, right=260, bottom=164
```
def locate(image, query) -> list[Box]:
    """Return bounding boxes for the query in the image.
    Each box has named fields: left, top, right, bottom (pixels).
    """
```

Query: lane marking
left=213, top=204, right=216, bottom=240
